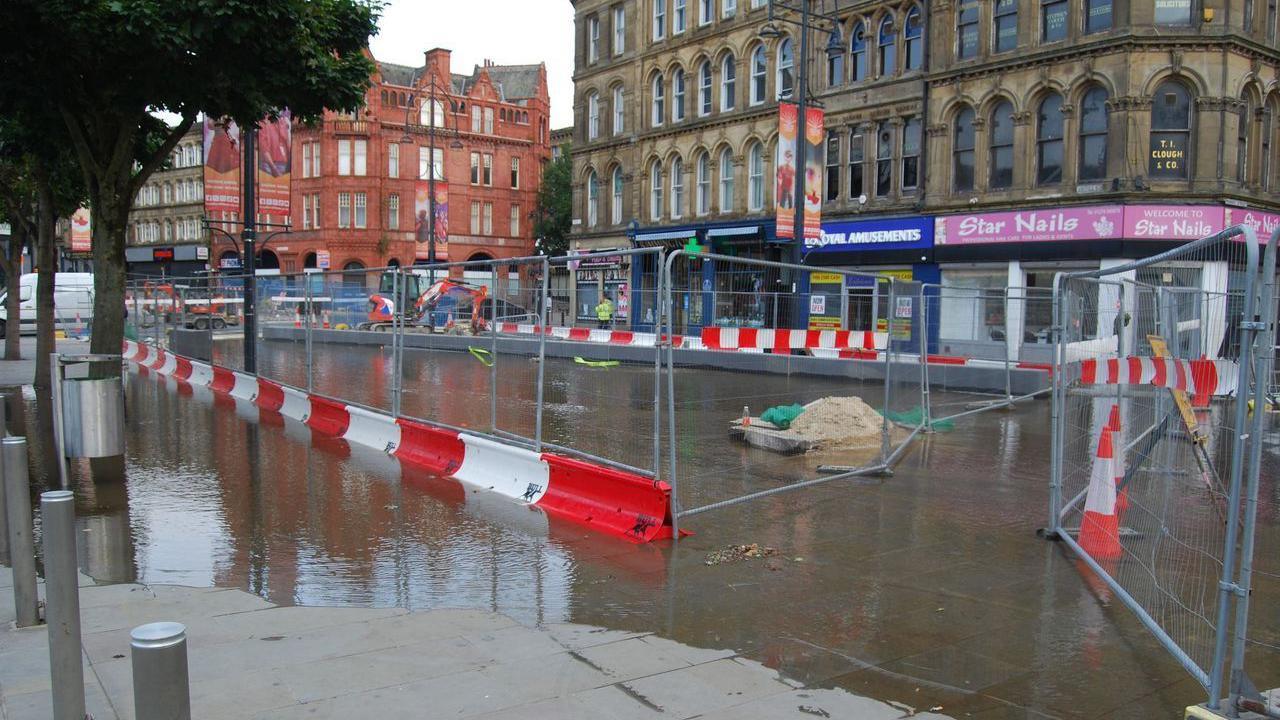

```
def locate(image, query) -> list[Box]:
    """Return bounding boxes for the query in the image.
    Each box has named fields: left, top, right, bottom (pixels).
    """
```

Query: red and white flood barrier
left=1078, top=356, right=1238, bottom=397
left=122, top=340, right=680, bottom=543
left=495, top=323, right=691, bottom=349
left=701, top=327, right=888, bottom=354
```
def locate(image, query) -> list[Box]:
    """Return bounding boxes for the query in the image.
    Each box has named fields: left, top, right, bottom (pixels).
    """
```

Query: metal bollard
left=41, top=490, right=85, bottom=720
left=4, top=437, right=38, bottom=627
left=131, top=622, right=191, bottom=720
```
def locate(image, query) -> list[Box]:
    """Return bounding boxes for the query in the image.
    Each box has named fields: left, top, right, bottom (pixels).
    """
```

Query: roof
left=376, top=61, right=423, bottom=87
left=380, top=57, right=542, bottom=103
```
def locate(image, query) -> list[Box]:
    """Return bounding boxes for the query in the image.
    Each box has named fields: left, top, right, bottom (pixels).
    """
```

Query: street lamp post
left=401, top=75, right=464, bottom=270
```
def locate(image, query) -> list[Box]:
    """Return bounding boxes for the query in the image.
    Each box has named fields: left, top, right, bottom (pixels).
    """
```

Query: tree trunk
left=33, top=178, right=58, bottom=390
left=88, top=185, right=128, bottom=378
left=2, top=220, right=25, bottom=361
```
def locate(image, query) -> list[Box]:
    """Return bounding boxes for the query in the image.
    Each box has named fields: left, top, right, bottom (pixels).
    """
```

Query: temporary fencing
left=1048, top=224, right=1277, bottom=712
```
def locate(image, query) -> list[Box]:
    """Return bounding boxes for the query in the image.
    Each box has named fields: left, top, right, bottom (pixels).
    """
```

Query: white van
left=0, top=273, right=95, bottom=337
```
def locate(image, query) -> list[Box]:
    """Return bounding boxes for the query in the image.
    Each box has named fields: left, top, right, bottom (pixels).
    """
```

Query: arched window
left=1150, top=81, right=1192, bottom=180
left=1237, top=92, right=1256, bottom=184
left=587, top=92, right=600, bottom=139
left=748, top=142, right=765, bottom=210
left=1262, top=97, right=1276, bottom=190
left=750, top=45, right=767, bottom=105
left=827, top=33, right=845, bottom=86
left=670, top=156, right=685, bottom=218
left=777, top=38, right=794, bottom=99
left=652, top=75, right=666, bottom=126
left=719, top=148, right=735, bottom=212
left=989, top=101, right=1015, bottom=189
left=905, top=8, right=923, bottom=70
left=1079, top=87, right=1109, bottom=182
left=878, top=16, right=896, bottom=77
left=994, top=0, right=1018, bottom=52
left=613, top=86, right=625, bottom=135
left=611, top=167, right=624, bottom=225
left=672, top=68, right=686, bottom=122
left=953, top=106, right=976, bottom=191
left=650, top=160, right=664, bottom=220
left=696, top=152, right=711, bottom=215
left=587, top=170, right=599, bottom=227
left=698, top=61, right=713, bottom=116
left=850, top=23, right=867, bottom=81
left=1036, top=93, right=1065, bottom=185
left=721, top=54, right=737, bottom=111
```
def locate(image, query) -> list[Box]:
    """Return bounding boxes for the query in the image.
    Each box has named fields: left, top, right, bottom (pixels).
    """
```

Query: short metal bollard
left=131, top=622, right=191, bottom=720
left=41, top=490, right=85, bottom=720
left=3, top=437, right=38, bottom=628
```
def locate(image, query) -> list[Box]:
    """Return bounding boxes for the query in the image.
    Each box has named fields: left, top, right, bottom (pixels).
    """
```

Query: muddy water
left=7, top=339, right=1279, bottom=719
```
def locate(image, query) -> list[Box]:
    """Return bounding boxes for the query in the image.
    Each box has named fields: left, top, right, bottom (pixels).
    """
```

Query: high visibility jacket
left=595, top=301, right=613, bottom=321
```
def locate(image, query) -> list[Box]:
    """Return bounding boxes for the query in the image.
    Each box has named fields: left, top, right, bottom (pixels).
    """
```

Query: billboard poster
left=807, top=271, right=842, bottom=331
left=802, top=107, right=824, bottom=243
left=256, top=110, right=291, bottom=222
left=414, top=181, right=449, bottom=261
left=775, top=103, right=798, bottom=238
left=70, top=207, right=91, bottom=253
left=203, top=117, right=241, bottom=220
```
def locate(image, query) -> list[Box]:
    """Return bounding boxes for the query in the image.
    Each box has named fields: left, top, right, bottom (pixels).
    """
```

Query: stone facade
left=126, top=124, right=209, bottom=275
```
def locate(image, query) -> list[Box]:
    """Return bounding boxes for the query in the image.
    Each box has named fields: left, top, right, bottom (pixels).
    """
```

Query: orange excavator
left=361, top=274, right=490, bottom=334
left=133, top=281, right=237, bottom=330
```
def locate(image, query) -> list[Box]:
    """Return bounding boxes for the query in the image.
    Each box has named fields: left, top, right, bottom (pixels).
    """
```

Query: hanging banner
left=775, top=103, right=823, bottom=243
left=414, top=182, right=450, bottom=261
left=70, top=207, right=91, bottom=253
left=256, top=110, right=292, bottom=223
left=203, top=117, right=241, bottom=219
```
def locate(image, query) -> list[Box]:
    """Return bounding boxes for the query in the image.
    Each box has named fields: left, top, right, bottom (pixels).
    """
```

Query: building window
left=905, top=7, right=923, bottom=70
left=724, top=0, right=737, bottom=17
left=675, top=0, right=687, bottom=32
left=650, top=161, right=663, bottom=220
left=1037, top=93, right=1065, bottom=185
left=989, top=101, right=1015, bottom=189
left=700, top=0, right=713, bottom=25
left=420, top=99, right=444, bottom=127
left=750, top=45, right=767, bottom=104
left=511, top=204, right=521, bottom=236
left=1085, top=0, right=1114, bottom=32
left=588, top=92, right=600, bottom=139
left=302, top=142, right=313, bottom=178
left=1079, top=86, right=1109, bottom=181
left=338, top=192, right=351, bottom=228
left=673, top=68, right=686, bottom=122
left=338, top=139, right=352, bottom=175
left=611, top=167, right=624, bottom=224
left=484, top=108, right=494, bottom=134
left=828, top=36, right=844, bottom=86
left=954, top=106, right=976, bottom=191
left=613, top=6, right=626, bottom=55
left=302, top=194, right=312, bottom=229
left=419, top=147, right=430, bottom=179
left=511, top=157, right=521, bottom=188
left=388, top=193, right=400, bottom=230
left=1042, top=0, right=1068, bottom=41
left=850, top=23, right=867, bottom=81
left=670, top=156, right=685, bottom=218
left=878, top=16, right=896, bottom=77
left=901, top=117, right=920, bottom=192
left=719, top=148, right=735, bottom=212
left=698, top=61, right=713, bottom=116
left=589, top=15, right=600, bottom=62
left=483, top=202, right=493, bottom=235
left=696, top=152, right=711, bottom=215
left=483, top=154, right=493, bottom=186
left=587, top=170, right=600, bottom=227
left=652, top=75, right=666, bottom=126
left=957, top=0, right=979, bottom=58
left=311, top=193, right=320, bottom=228
left=471, top=201, right=481, bottom=234
left=354, top=139, right=367, bottom=176
left=309, top=142, right=320, bottom=177
left=354, top=192, right=367, bottom=229
left=875, top=122, right=893, bottom=196
left=748, top=142, right=764, bottom=210
left=613, top=86, right=626, bottom=134
left=387, top=142, right=399, bottom=178
left=849, top=130, right=865, bottom=199
left=654, top=0, right=666, bottom=39
left=825, top=131, right=841, bottom=201
left=721, top=54, right=737, bottom=111
left=1150, top=81, right=1192, bottom=179
left=777, top=38, right=794, bottom=99
left=994, top=0, right=1018, bottom=52
left=471, top=106, right=482, bottom=132
left=470, top=152, right=480, bottom=184
left=1155, top=0, right=1192, bottom=24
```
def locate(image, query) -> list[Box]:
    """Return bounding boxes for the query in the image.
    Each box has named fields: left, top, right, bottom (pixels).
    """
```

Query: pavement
left=0, top=567, right=950, bottom=719
left=0, top=338, right=91, bottom=387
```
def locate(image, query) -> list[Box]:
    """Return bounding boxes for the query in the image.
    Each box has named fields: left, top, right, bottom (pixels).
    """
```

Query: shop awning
left=707, top=225, right=761, bottom=239
left=633, top=229, right=698, bottom=247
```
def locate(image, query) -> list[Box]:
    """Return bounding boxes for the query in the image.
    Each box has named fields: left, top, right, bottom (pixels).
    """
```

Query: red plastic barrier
left=135, top=345, right=150, bottom=365
left=537, top=454, right=679, bottom=543
left=567, top=327, right=591, bottom=342
left=305, top=396, right=350, bottom=437
left=610, top=331, right=634, bottom=344
left=173, top=356, right=194, bottom=381
left=255, top=379, right=286, bottom=412
left=1016, top=362, right=1053, bottom=373
left=210, top=367, right=236, bottom=394
left=149, top=349, right=167, bottom=370
left=838, top=348, right=880, bottom=360
left=927, top=354, right=968, bottom=365
left=394, top=419, right=465, bottom=476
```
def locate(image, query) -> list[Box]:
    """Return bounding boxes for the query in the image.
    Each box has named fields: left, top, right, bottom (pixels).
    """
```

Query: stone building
left=126, top=124, right=210, bottom=277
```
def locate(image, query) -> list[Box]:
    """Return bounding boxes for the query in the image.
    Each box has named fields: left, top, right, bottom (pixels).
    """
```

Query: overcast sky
left=370, top=1, right=576, bottom=129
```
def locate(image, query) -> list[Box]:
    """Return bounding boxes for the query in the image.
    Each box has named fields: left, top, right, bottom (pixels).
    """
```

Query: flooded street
left=8, top=339, right=1279, bottom=718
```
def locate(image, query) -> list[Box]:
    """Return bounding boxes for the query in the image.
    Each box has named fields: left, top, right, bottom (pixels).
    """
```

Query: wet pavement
left=4, top=339, right=1279, bottom=719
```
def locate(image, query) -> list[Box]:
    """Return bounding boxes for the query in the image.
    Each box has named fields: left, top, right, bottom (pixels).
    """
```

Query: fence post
left=652, top=250, right=663, bottom=481
left=920, top=284, right=932, bottom=430
left=42, top=490, right=86, bottom=720
left=4, top=437, right=38, bottom=628
left=305, top=273, right=314, bottom=394
left=490, top=263, right=499, bottom=434
left=391, top=269, right=401, bottom=418
left=664, top=253, right=681, bottom=540
left=131, top=622, right=191, bottom=720
left=1003, top=287, right=1014, bottom=404
left=535, top=257, right=549, bottom=451
left=880, top=279, right=895, bottom=463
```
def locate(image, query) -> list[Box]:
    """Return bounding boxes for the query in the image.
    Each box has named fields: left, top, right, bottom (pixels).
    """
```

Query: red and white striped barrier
left=121, top=340, right=679, bottom=543
left=495, top=322, right=690, bottom=349
left=1078, top=356, right=1238, bottom=397
left=701, top=327, right=888, bottom=353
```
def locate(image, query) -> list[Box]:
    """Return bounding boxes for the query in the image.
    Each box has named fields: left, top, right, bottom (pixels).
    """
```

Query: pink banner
left=1226, top=207, right=1280, bottom=240
left=935, top=206, right=1122, bottom=246
left=1122, top=204, right=1225, bottom=241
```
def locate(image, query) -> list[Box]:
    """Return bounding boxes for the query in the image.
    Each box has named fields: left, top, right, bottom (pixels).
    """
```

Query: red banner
left=256, top=110, right=292, bottom=224
left=802, top=107, right=824, bottom=243
left=203, top=117, right=241, bottom=222
left=775, top=103, right=798, bottom=239
left=70, top=207, right=91, bottom=253
left=414, top=181, right=449, bottom=261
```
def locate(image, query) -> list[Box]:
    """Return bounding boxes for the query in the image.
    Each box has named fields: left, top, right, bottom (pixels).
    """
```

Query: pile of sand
left=785, top=396, right=884, bottom=447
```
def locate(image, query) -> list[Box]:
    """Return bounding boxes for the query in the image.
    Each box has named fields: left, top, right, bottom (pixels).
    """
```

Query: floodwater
left=6, top=338, right=1280, bottom=719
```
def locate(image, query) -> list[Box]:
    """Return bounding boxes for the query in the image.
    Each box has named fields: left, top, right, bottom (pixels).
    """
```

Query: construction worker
left=595, top=296, right=614, bottom=329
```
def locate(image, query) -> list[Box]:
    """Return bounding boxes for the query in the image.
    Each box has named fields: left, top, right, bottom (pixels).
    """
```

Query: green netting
left=761, top=404, right=805, bottom=429
left=881, top=406, right=955, bottom=431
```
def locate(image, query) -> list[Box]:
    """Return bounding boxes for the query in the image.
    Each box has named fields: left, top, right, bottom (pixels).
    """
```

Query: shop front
left=124, top=244, right=210, bottom=278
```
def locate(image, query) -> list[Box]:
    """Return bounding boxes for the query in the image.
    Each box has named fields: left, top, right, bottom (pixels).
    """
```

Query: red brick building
left=214, top=48, right=552, bottom=274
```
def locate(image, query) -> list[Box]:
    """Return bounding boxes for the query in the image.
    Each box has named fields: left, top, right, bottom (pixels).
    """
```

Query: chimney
left=424, top=48, right=452, bottom=80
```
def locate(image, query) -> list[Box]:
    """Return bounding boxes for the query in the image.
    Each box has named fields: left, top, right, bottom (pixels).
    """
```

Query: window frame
left=719, top=148, right=735, bottom=212
left=748, top=143, right=765, bottom=210
left=988, top=101, right=1015, bottom=189
left=721, top=54, right=737, bottom=111
left=1078, top=86, right=1110, bottom=182
left=878, top=16, right=897, bottom=77
left=993, top=0, right=1018, bottom=53
left=953, top=106, right=977, bottom=191
left=1036, top=93, right=1066, bottom=185
left=750, top=45, right=767, bottom=105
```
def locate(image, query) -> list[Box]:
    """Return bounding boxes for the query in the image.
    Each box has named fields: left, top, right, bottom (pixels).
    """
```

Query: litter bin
left=52, top=354, right=126, bottom=488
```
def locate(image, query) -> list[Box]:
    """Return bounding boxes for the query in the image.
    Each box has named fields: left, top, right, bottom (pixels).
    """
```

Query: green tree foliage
left=0, top=0, right=381, bottom=368
left=533, top=150, right=573, bottom=257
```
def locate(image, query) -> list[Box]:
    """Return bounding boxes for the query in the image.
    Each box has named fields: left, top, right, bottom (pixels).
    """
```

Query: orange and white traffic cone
left=1107, top=404, right=1129, bottom=516
left=294, top=309, right=302, bottom=329
left=322, top=310, right=331, bottom=329
left=1080, top=426, right=1123, bottom=560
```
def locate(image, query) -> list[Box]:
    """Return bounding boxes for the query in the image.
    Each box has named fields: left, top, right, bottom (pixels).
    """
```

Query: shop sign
left=577, top=254, right=621, bottom=269
left=1123, top=204, right=1224, bottom=241
left=317, top=250, right=331, bottom=269
left=810, top=217, right=933, bottom=253
left=220, top=257, right=241, bottom=269
left=809, top=295, right=826, bottom=314
left=196, top=246, right=209, bottom=260
left=936, top=206, right=1122, bottom=246
left=891, top=297, right=913, bottom=340
left=845, top=268, right=912, bottom=288
left=152, top=248, right=175, bottom=262
left=1226, top=207, right=1280, bottom=238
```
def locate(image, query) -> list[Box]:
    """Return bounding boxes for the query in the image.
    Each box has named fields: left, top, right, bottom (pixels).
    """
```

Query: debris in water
left=704, top=543, right=778, bottom=565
